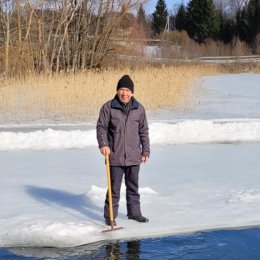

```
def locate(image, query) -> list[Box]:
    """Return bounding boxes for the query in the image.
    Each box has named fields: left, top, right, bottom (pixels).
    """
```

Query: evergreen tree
left=236, top=0, right=259, bottom=51
left=218, top=14, right=236, bottom=44
left=236, top=6, right=247, bottom=41
left=152, top=0, right=168, bottom=35
left=175, top=4, right=187, bottom=31
left=137, top=4, right=147, bottom=28
left=186, top=0, right=220, bottom=43
left=245, top=0, right=260, bottom=50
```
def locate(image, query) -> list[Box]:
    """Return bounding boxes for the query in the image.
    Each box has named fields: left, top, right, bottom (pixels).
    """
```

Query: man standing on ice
left=96, top=74, right=150, bottom=226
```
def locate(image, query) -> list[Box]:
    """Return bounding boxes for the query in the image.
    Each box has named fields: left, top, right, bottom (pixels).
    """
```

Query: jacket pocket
left=127, top=131, right=141, bottom=158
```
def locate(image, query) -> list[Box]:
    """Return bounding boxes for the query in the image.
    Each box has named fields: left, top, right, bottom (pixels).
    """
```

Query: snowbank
left=0, top=118, right=260, bottom=151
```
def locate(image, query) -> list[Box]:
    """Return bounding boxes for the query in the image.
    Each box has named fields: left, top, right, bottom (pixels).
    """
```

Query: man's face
left=117, top=87, right=133, bottom=104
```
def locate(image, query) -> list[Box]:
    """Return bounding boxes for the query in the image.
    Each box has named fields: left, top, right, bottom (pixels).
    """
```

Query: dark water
left=1, top=227, right=260, bottom=260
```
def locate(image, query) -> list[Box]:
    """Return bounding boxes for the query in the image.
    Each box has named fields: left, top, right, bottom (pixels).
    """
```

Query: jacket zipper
left=124, top=110, right=132, bottom=166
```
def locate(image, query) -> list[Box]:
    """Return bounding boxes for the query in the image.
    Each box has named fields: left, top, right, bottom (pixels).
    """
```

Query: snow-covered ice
left=0, top=73, right=259, bottom=248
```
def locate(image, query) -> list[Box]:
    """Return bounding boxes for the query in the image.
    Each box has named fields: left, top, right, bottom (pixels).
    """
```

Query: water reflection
left=106, top=240, right=140, bottom=260
left=6, top=240, right=141, bottom=260
left=127, top=240, right=141, bottom=260
left=3, top=228, right=260, bottom=260
left=106, top=243, right=120, bottom=259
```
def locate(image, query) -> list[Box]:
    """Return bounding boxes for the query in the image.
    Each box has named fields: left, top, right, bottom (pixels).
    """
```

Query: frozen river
left=0, top=73, right=260, bottom=259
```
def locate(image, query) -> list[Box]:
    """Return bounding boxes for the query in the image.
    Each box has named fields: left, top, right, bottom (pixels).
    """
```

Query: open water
left=1, top=227, right=260, bottom=260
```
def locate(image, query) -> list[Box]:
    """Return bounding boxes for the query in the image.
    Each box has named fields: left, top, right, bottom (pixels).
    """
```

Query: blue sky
left=145, top=0, right=189, bottom=14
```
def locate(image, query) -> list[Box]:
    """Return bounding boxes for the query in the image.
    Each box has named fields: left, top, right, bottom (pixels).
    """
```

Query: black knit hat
left=117, top=75, right=134, bottom=93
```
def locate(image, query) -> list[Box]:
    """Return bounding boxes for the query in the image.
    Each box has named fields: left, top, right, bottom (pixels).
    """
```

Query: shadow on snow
left=25, top=185, right=104, bottom=222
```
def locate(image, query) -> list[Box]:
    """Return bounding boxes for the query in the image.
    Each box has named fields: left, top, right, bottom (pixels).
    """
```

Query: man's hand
left=100, top=146, right=110, bottom=156
left=141, top=155, right=149, bottom=164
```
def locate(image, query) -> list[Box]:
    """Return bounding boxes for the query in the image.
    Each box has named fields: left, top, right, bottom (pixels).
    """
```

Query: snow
left=0, top=73, right=260, bottom=248
left=143, top=46, right=162, bottom=58
left=149, top=73, right=260, bottom=120
left=0, top=118, right=260, bottom=151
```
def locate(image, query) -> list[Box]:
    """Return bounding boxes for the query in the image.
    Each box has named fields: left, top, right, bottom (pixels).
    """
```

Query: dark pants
left=104, top=165, right=141, bottom=219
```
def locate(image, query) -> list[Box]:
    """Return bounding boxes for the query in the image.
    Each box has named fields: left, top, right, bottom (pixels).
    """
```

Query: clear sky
left=145, top=0, right=189, bottom=14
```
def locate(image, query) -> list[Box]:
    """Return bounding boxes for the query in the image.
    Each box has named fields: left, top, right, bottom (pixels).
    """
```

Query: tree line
left=0, top=0, right=259, bottom=77
left=152, top=0, right=259, bottom=54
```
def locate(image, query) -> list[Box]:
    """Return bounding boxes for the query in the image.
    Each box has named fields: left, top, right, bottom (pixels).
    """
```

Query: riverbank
left=1, top=64, right=259, bottom=124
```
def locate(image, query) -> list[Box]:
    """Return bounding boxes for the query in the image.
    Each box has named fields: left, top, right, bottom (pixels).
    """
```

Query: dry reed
left=0, top=64, right=257, bottom=123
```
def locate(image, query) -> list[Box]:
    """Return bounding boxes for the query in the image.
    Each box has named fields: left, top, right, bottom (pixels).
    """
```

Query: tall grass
left=0, top=64, right=258, bottom=123
left=160, top=31, right=253, bottom=59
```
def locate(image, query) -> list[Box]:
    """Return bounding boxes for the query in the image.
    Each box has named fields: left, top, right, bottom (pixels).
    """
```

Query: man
left=96, top=74, right=150, bottom=226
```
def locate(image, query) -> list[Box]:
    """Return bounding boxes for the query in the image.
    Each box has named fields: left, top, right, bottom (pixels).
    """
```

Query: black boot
left=128, top=215, right=149, bottom=223
left=105, top=218, right=117, bottom=226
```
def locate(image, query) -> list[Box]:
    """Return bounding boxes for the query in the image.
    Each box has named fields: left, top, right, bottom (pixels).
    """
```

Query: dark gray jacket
left=96, top=96, right=150, bottom=166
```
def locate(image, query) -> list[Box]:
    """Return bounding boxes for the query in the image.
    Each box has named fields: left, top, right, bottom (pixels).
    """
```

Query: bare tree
left=0, top=0, right=15, bottom=76
left=228, top=0, right=249, bottom=14
left=0, top=0, right=145, bottom=76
